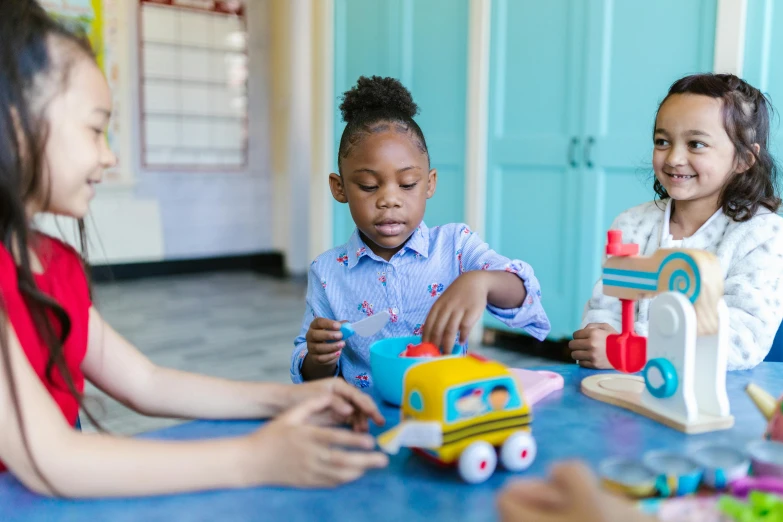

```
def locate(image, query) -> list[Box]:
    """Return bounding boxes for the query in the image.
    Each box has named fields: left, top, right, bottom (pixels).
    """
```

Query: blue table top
left=2, top=363, right=781, bottom=522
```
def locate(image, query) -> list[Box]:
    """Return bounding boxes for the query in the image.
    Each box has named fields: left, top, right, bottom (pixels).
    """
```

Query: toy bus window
left=409, top=390, right=424, bottom=411
left=444, top=377, right=522, bottom=424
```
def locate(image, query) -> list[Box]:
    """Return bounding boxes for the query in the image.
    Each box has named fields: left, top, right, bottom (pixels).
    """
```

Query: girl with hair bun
left=292, top=76, right=551, bottom=385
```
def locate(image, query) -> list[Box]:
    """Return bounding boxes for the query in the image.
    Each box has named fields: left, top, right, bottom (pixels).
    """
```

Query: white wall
left=132, top=0, right=273, bottom=261
left=268, top=0, right=312, bottom=275
left=714, top=0, right=748, bottom=74
left=39, top=0, right=274, bottom=266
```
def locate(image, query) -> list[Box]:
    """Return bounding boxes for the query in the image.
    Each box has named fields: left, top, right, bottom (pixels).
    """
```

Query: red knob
left=606, top=230, right=639, bottom=256
left=607, top=230, right=623, bottom=244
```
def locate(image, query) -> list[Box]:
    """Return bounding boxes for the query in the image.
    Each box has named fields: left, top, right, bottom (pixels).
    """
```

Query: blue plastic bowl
left=369, top=336, right=462, bottom=406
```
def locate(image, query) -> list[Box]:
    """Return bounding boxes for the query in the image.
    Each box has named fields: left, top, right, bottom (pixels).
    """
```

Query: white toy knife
left=340, top=310, right=391, bottom=340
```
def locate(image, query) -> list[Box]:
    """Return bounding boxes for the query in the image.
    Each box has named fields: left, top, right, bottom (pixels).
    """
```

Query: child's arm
left=83, top=308, right=289, bottom=418
left=0, top=317, right=387, bottom=497
left=291, top=264, right=343, bottom=382
left=83, top=308, right=383, bottom=427
left=423, top=225, right=550, bottom=350
left=457, top=227, right=549, bottom=336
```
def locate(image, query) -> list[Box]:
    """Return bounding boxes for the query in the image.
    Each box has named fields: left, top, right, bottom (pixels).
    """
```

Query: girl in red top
left=0, top=1, right=386, bottom=498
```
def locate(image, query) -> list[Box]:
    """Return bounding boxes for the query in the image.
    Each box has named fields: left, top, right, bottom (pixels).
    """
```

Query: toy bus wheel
left=457, top=441, right=497, bottom=484
left=500, top=431, right=537, bottom=472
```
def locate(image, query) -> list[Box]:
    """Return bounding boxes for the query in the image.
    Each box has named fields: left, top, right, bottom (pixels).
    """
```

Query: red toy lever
left=606, top=300, right=647, bottom=373
left=603, top=231, right=647, bottom=373
left=606, top=230, right=639, bottom=257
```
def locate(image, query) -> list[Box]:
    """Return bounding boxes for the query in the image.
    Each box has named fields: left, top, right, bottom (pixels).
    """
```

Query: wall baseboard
left=90, top=252, right=286, bottom=282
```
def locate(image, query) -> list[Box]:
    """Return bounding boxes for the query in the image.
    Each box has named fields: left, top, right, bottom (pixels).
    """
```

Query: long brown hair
left=654, top=73, right=781, bottom=221
left=0, top=0, right=103, bottom=493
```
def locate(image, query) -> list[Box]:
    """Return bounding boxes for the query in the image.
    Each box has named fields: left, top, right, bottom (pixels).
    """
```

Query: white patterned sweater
left=582, top=199, right=783, bottom=370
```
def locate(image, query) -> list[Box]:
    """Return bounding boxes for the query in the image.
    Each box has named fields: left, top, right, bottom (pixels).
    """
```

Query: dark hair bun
left=339, top=76, right=419, bottom=123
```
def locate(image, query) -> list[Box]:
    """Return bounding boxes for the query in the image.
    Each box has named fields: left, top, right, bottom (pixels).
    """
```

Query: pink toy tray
left=510, top=368, right=564, bottom=406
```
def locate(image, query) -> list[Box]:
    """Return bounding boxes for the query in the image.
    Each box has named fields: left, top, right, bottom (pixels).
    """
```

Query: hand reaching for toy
left=248, top=395, right=389, bottom=488
left=569, top=323, right=616, bottom=369
left=422, top=271, right=489, bottom=353
left=497, top=461, right=655, bottom=522
left=283, top=378, right=386, bottom=432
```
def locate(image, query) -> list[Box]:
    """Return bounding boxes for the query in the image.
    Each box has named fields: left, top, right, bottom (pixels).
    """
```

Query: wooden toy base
left=581, top=374, right=734, bottom=434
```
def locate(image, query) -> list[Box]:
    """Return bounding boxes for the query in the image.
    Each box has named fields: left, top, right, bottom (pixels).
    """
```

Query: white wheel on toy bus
left=457, top=441, right=497, bottom=484
left=500, top=431, right=537, bottom=472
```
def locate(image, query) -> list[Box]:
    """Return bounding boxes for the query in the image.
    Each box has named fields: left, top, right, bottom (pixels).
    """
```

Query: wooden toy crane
left=581, top=231, right=734, bottom=434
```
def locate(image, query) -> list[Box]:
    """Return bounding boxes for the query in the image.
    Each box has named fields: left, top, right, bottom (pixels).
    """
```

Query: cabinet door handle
left=568, top=137, right=580, bottom=167
left=584, top=136, right=595, bottom=168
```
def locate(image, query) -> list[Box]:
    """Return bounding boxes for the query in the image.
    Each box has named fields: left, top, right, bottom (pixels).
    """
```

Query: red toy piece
left=606, top=299, right=647, bottom=373
left=606, top=230, right=639, bottom=257
left=400, top=342, right=441, bottom=358
left=604, top=231, right=647, bottom=373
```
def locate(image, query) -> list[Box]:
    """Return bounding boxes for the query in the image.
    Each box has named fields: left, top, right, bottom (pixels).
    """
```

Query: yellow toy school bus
left=377, top=354, right=536, bottom=483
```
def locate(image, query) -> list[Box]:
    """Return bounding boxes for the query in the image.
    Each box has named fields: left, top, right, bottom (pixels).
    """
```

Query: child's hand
left=247, top=395, right=389, bottom=488
left=497, top=461, right=655, bottom=522
left=422, top=271, right=488, bottom=352
left=568, top=323, right=616, bottom=369
left=305, top=317, right=345, bottom=366
left=284, top=378, right=386, bottom=432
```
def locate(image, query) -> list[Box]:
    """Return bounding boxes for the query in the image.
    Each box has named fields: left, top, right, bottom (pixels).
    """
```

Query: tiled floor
left=83, top=272, right=551, bottom=434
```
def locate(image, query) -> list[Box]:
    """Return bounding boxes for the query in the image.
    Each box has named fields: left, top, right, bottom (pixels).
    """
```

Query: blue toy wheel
left=644, top=358, right=678, bottom=399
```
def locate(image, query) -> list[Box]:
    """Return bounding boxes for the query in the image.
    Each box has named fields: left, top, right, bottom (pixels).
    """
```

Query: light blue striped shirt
left=290, top=222, right=551, bottom=388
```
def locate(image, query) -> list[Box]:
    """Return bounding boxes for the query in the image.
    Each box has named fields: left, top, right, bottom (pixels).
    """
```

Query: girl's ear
left=736, top=143, right=760, bottom=174
left=329, top=173, right=349, bottom=203
left=426, top=168, right=437, bottom=199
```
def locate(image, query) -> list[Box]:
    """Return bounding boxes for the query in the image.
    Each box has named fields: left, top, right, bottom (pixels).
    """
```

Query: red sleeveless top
left=0, top=235, right=91, bottom=473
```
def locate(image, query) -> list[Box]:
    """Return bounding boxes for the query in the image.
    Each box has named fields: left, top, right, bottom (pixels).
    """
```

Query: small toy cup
left=747, top=439, right=783, bottom=478
left=599, top=456, right=658, bottom=498
left=691, top=444, right=750, bottom=490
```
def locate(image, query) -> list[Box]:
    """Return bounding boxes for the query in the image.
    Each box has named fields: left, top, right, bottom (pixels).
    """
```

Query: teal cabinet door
left=332, top=0, right=469, bottom=246
left=484, top=0, right=716, bottom=339
left=484, top=0, right=588, bottom=338
left=333, top=0, right=397, bottom=245
left=575, top=0, right=717, bottom=329
left=744, top=0, right=783, bottom=166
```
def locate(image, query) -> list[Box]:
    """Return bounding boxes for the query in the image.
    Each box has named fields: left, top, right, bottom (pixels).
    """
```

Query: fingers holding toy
left=325, top=380, right=384, bottom=431
left=422, top=272, right=488, bottom=352
left=286, top=378, right=385, bottom=431
left=307, top=317, right=344, bottom=341
left=569, top=324, right=615, bottom=369
left=330, top=378, right=386, bottom=430
left=250, top=395, right=388, bottom=488
left=426, top=306, right=465, bottom=354
left=306, top=317, right=344, bottom=365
